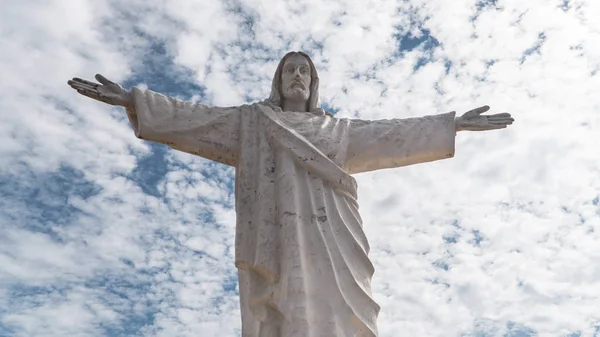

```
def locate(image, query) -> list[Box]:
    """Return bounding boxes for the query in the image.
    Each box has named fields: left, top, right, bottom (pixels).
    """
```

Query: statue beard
left=282, top=85, right=310, bottom=102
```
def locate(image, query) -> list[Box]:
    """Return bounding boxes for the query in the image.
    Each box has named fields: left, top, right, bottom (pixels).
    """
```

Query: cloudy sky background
left=1, top=0, right=599, bottom=336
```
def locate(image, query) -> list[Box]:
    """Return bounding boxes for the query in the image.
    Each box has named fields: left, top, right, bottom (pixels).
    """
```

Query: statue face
left=281, top=53, right=312, bottom=102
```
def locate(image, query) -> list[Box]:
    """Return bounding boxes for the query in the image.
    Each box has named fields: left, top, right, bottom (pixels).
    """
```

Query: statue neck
left=282, top=99, right=308, bottom=112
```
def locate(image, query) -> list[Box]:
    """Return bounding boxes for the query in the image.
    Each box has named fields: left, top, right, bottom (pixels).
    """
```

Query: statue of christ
left=68, top=51, right=513, bottom=337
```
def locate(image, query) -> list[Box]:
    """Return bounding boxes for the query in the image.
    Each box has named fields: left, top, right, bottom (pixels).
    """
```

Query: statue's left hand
left=455, top=106, right=514, bottom=132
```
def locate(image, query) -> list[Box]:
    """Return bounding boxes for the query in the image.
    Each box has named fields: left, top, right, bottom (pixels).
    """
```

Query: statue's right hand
left=67, top=74, right=133, bottom=109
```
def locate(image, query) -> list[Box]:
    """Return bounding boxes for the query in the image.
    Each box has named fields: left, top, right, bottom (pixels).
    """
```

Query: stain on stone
left=311, top=214, right=328, bottom=223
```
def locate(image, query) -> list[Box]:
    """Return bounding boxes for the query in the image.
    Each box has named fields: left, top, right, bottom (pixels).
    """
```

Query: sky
left=1, top=0, right=599, bottom=336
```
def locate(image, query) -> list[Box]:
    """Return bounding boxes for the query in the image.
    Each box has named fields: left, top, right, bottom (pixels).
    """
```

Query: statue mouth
left=291, top=82, right=305, bottom=89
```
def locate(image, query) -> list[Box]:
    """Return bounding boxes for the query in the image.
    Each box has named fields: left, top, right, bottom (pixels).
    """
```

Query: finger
left=68, top=80, right=98, bottom=92
left=472, top=124, right=506, bottom=131
left=67, top=77, right=100, bottom=88
left=487, top=115, right=513, bottom=120
left=488, top=117, right=514, bottom=122
left=488, top=118, right=514, bottom=124
left=72, top=77, right=99, bottom=86
left=464, top=105, right=490, bottom=118
left=475, top=105, right=491, bottom=113
left=488, top=121, right=513, bottom=126
left=95, top=74, right=114, bottom=86
left=486, top=112, right=511, bottom=118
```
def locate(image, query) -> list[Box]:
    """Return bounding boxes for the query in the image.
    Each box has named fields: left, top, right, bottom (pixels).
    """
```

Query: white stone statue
left=68, top=51, right=513, bottom=337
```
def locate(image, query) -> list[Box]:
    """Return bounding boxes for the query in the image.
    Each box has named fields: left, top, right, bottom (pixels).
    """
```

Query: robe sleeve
left=344, top=111, right=456, bottom=174
left=125, top=87, right=242, bottom=166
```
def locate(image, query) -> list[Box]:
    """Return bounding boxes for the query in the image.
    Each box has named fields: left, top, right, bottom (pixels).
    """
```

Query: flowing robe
left=126, top=87, right=456, bottom=337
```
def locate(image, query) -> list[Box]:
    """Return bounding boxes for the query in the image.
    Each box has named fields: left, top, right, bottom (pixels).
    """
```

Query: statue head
left=267, top=51, right=324, bottom=114
left=281, top=53, right=312, bottom=103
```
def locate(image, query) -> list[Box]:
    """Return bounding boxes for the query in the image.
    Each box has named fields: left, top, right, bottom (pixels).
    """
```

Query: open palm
left=456, top=106, right=514, bottom=131
left=67, top=74, right=132, bottom=108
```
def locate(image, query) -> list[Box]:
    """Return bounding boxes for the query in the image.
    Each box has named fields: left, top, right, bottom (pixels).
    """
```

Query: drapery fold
left=235, top=104, right=378, bottom=336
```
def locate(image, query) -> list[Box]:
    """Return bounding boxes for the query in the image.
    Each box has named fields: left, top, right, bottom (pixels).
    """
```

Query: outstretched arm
left=344, top=112, right=457, bottom=174
left=68, top=74, right=242, bottom=166
left=343, top=106, right=514, bottom=174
